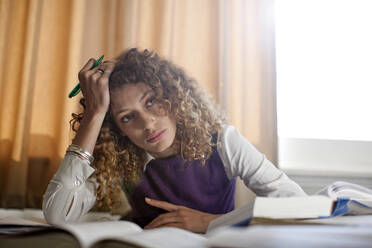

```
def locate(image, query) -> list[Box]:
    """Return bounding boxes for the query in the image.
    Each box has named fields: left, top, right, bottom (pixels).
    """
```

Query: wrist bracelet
left=66, top=144, right=94, bottom=164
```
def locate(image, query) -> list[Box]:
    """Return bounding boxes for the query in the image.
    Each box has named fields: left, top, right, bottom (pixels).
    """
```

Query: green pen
left=68, top=55, right=104, bottom=98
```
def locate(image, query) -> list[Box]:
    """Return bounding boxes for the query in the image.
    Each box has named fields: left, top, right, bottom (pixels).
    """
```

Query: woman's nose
left=142, top=114, right=156, bottom=131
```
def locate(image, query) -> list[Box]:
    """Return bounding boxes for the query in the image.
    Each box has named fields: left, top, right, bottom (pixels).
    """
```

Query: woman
left=43, top=48, right=306, bottom=233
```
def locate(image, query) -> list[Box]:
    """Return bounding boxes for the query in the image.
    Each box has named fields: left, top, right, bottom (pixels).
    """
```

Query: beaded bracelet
left=66, top=144, right=94, bottom=164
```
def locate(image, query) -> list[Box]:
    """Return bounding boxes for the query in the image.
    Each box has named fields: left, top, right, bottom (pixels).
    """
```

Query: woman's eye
left=146, top=97, right=156, bottom=107
left=121, top=114, right=134, bottom=123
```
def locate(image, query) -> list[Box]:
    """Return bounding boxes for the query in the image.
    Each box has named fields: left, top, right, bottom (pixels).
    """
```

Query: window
left=275, top=0, right=372, bottom=175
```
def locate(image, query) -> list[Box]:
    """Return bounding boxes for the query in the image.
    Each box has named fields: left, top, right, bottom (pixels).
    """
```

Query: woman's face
left=110, top=82, right=178, bottom=158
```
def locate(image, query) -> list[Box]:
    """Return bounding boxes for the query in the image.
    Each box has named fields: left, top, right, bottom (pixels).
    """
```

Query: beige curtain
left=0, top=0, right=276, bottom=210
left=219, top=0, right=278, bottom=206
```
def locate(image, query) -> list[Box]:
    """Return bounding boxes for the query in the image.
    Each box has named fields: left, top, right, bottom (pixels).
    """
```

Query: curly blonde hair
left=70, top=48, right=225, bottom=211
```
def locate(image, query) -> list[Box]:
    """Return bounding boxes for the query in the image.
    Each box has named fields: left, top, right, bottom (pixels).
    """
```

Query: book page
left=303, top=215, right=372, bottom=226
left=334, top=188, right=372, bottom=199
left=317, top=181, right=372, bottom=200
left=347, top=200, right=372, bottom=215
left=58, top=221, right=142, bottom=248
left=206, top=200, right=254, bottom=234
left=105, top=227, right=207, bottom=248
left=0, top=216, right=50, bottom=226
left=0, top=216, right=52, bottom=235
left=253, top=196, right=334, bottom=219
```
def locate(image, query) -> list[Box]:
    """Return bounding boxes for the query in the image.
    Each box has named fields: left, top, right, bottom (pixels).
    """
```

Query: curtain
left=0, top=0, right=276, bottom=210
left=219, top=0, right=277, bottom=206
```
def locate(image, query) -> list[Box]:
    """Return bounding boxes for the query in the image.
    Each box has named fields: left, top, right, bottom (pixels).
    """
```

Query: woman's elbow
left=42, top=198, right=68, bottom=225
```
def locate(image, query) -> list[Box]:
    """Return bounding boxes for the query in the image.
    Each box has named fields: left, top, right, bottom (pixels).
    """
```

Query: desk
left=207, top=224, right=372, bottom=248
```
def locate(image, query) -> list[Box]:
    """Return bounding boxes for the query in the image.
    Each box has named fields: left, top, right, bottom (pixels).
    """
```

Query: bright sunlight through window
left=275, top=0, right=372, bottom=142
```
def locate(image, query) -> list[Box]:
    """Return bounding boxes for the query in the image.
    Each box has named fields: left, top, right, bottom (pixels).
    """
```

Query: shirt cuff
left=53, top=152, right=96, bottom=189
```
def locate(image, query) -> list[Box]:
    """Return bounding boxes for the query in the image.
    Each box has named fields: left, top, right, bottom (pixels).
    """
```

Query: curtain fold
left=0, top=0, right=44, bottom=207
left=217, top=0, right=277, bottom=207
left=0, top=0, right=277, bottom=210
left=226, top=0, right=277, bottom=161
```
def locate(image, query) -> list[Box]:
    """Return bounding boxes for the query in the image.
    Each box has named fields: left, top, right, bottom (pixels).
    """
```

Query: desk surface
left=2, top=223, right=372, bottom=248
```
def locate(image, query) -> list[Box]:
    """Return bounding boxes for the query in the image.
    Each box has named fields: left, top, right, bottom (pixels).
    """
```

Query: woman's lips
left=147, top=129, right=166, bottom=143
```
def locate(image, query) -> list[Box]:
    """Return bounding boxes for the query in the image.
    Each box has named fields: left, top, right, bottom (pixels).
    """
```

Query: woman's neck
left=148, top=139, right=180, bottom=159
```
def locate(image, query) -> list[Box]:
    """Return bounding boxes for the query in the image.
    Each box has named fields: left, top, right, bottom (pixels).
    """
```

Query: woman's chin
left=148, top=142, right=177, bottom=158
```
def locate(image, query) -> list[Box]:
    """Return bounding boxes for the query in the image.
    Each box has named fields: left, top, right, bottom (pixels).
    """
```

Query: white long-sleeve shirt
left=42, top=125, right=306, bottom=225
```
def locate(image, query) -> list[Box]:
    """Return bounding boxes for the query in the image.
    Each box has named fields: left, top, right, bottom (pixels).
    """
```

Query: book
left=316, top=181, right=372, bottom=215
left=0, top=217, right=206, bottom=248
left=207, top=195, right=338, bottom=233
left=208, top=181, right=372, bottom=233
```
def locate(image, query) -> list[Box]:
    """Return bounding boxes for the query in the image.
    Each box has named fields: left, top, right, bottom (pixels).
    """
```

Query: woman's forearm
left=72, top=112, right=106, bottom=154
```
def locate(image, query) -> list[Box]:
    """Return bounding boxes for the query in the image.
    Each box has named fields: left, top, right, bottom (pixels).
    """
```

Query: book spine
left=331, top=198, right=350, bottom=216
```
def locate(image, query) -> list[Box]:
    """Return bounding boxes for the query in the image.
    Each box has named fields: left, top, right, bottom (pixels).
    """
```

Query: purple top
left=125, top=145, right=236, bottom=227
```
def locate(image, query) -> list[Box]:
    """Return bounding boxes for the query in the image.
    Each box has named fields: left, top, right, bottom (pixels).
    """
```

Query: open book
left=0, top=217, right=206, bottom=248
left=316, top=181, right=372, bottom=215
left=208, top=181, right=372, bottom=232
left=57, top=221, right=206, bottom=248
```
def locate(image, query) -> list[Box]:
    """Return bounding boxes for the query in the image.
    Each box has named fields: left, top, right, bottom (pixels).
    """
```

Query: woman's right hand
left=72, top=59, right=116, bottom=154
left=78, top=59, right=116, bottom=117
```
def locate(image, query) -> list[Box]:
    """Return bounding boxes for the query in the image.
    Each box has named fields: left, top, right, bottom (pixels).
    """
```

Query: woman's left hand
left=144, top=198, right=222, bottom=233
